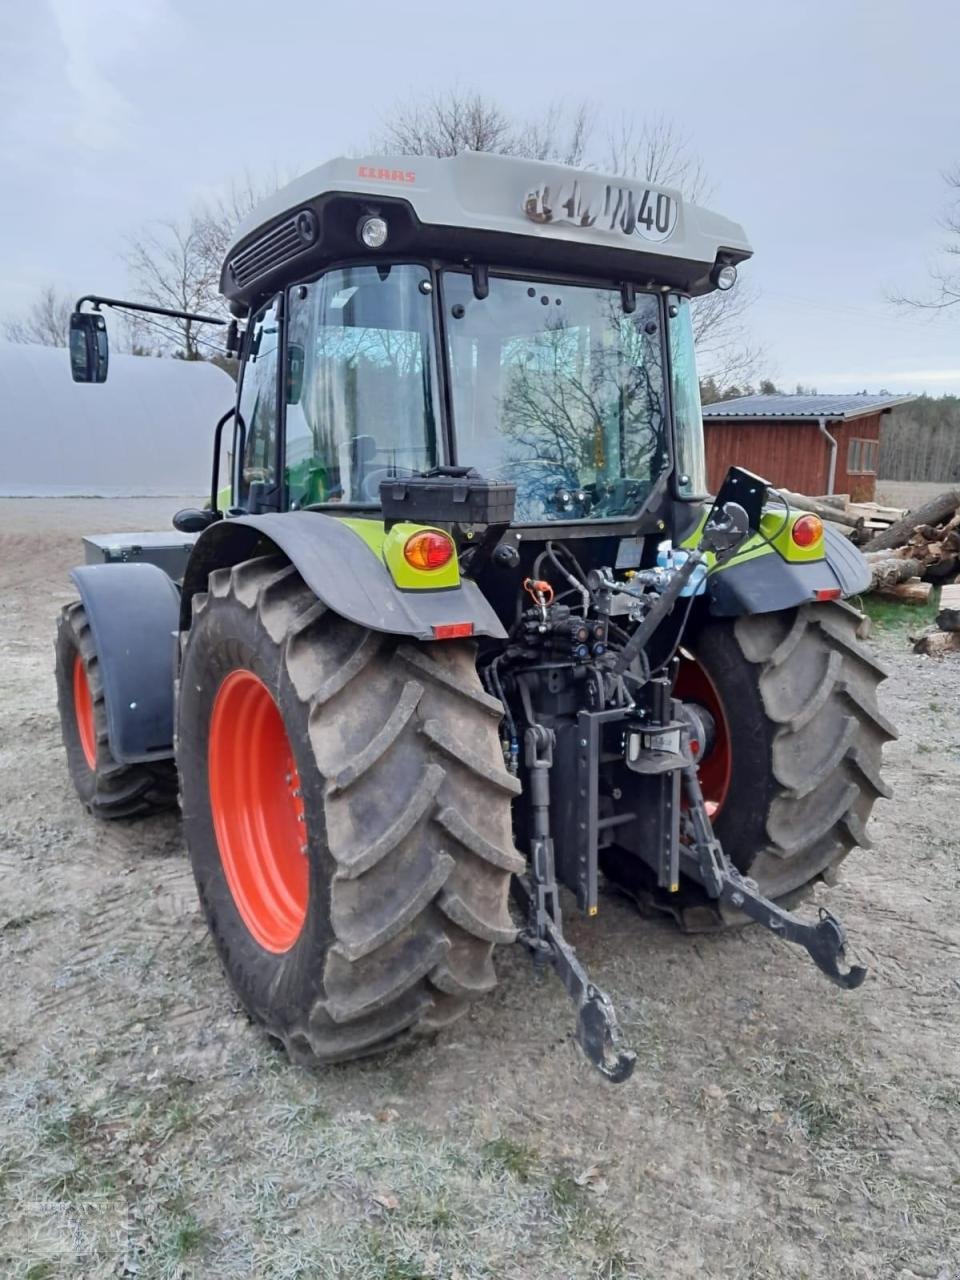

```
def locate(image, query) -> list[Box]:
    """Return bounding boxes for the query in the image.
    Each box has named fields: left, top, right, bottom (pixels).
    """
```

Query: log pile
left=860, top=488, right=960, bottom=601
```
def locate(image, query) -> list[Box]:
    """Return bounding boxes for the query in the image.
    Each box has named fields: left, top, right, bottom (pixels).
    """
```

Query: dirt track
left=1, top=499, right=958, bottom=1280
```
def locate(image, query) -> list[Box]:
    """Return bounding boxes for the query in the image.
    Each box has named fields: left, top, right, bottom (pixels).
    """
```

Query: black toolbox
left=380, top=468, right=516, bottom=528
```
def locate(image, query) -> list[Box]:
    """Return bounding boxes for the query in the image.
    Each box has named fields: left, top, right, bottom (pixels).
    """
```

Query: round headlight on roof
left=358, top=215, right=388, bottom=249
left=712, top=263, right=738, bottom=291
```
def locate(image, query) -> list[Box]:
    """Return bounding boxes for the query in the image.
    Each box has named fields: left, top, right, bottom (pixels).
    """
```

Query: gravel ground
left=1, top=499, right=958, bottom=1280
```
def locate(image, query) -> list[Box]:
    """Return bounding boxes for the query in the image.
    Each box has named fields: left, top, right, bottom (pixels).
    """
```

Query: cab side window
left=236, top=296, right=281, bottom=510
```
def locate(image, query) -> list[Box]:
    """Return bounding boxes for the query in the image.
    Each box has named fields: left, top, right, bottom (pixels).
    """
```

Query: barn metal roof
left=701, top=393, right=915, bottom=422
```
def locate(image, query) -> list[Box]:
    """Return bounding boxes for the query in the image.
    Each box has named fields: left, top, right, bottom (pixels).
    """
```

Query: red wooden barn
left=700, top=393, right=914, bottom=502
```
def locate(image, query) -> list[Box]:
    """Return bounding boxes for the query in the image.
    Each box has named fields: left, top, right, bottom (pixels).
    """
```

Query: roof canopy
left=221, top=153, right=752, bottom=308
left=702, top=393, right=915, bottom=422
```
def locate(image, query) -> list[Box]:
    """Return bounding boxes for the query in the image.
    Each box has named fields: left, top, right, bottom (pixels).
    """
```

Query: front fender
left=179, top=512, right=507, bottom=640
left=707, top=525, right=871, bottom=617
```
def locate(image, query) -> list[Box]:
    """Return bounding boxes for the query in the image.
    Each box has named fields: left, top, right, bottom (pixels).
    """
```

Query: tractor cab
left=217, top=152, right=751, bottom=532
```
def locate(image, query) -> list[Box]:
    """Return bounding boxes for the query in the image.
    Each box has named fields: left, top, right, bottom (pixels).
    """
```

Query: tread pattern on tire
left=186, top=556, right=522, bottom=1064
left=56, top=601, right=178, bottom=819
left=729, top=599, right=895, bottom=901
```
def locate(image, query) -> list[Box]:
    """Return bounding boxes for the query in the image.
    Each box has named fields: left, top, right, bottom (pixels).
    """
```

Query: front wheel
left=604, top=600, right=895, bottom=928
left=177, top=555, right=522, bottom=1065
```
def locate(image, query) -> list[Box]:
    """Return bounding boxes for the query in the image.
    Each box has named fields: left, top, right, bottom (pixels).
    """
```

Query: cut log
left=862, top=488, right=960, bottom=552
left=936, top=583, right=960, bottom=632
left=913, top=629, right=960, bottom=657
left=779, top=490, right=864, bottom=530
left=868, top=557, right=922, bottom=590
left=846, top=501, right=907, bottom=521
left=814, top=493, right=850, bottom=510
left=876, top=578, right=933, bottom=605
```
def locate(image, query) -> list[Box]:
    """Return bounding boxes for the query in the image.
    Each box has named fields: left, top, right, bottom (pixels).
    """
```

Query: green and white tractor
left=57, top=153, right=890, bottom=1080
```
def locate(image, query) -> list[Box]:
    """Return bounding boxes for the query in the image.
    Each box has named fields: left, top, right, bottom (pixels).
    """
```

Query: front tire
left=177, top=555, right=522, bottom=1065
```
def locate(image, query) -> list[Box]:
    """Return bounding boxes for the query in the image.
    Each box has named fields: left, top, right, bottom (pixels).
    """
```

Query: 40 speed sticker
left=523, top=178, right=679, bottom=243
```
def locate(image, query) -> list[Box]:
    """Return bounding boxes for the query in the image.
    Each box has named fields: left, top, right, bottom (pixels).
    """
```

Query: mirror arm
left=74, top=295, right=227, bottom=327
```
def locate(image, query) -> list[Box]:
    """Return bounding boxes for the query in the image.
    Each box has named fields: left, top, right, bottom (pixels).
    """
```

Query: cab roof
left=220, top=152, right=752, bottom=311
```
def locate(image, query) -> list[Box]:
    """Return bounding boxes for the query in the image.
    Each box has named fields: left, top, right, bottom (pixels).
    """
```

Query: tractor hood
left=220, top=152, right=752, bottom=309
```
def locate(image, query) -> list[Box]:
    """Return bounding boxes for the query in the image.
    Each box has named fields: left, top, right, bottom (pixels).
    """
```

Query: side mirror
left=69, top=312, right=109, bottom=383
left=172, top=507, right=220, bottom=533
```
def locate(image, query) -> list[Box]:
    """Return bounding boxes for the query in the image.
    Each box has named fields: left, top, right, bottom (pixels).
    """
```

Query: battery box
left=82, top=531, right=197, bottom=582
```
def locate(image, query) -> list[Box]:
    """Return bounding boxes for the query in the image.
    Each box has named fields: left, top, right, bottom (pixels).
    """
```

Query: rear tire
left=604, top=600, right=895, bottom=928
left=55, top=602, right=178, bottom=818
left=177, top=555, right=521, bottom=1065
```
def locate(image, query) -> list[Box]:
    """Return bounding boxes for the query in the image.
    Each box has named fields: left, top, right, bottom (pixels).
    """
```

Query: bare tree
left=124, top=173, right=285, bottom=359
left=605, top=115, right=709, bottom=204
left=124, top=218, right=222, bottom=358
left=891, top=166, right=960, bottom=312
left=373, top=91, right=760, bottom=386
left=374, top=89, right=593, bottom=167
left=193, top=170, right=289, bottom=287
left=513, top=101, right=593, bottom=168
left=688, top=278, right=763, bottom=388
left=376, top=89, right=515, bottom=158
left=3, top=285, right=73, bottom=346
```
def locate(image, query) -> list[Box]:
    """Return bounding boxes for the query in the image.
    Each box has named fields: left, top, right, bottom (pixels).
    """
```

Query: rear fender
left=707, top=525, right=871, bottom=617
left=69, top=563, right=179, bottom=762
left=179, top=512, right=507, bottom=640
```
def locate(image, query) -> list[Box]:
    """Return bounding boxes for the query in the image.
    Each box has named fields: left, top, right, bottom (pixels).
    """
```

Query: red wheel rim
left=208, top=670, right=309, bottom=953
left=674, top=653, right=732, bottom=815
left=73, top=654, right=97, bottom=770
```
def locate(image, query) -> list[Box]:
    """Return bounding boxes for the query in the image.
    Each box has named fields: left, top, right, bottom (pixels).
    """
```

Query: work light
left=712, top=263, right=738, bottom=291
left=358, top=216, right=388, bottom=249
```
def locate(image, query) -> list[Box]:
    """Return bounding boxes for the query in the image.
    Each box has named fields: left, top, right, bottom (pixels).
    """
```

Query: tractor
left=57, top=153, right=891, bottom=1081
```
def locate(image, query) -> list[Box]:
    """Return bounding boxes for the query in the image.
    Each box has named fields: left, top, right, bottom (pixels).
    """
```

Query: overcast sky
left=2, top=0, right=959, bottom=394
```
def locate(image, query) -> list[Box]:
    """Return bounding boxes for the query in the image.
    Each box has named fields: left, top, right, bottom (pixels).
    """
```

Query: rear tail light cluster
left=791, top=514, right=823, bottom=548
left=403, top=530, right=454, bottom=570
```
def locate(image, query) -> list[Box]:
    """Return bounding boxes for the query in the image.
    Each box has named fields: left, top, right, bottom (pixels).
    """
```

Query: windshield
left=443, top=273, right=667, bottom=521
left=284, top=264, right=440, bottom=506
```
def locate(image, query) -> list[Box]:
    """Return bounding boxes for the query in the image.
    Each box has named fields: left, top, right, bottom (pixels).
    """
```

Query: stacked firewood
left=860, top=488, right=960, bottom=606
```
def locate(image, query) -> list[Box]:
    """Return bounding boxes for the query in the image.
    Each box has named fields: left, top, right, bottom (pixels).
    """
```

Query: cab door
left=234, top=294, right=283, bottom=513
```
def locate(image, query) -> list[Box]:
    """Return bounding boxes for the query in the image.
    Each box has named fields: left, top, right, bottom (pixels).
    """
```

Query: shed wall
left=704, top=420, right=830, bottom=495
left=703, top=412, right=884, bottom=500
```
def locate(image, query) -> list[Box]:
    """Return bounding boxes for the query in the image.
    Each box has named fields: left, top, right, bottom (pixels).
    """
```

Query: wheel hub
left=73, top=654, right=97, bottom=770
left=208, top=670, right=309, bottom=953
left=674, top=654, right=732, bottom=813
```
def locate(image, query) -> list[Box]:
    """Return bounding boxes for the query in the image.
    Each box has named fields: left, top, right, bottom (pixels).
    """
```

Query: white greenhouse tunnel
left=0, top=343, right=236, bottom=497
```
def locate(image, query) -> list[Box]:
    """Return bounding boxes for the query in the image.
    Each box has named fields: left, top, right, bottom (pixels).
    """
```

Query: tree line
left=880, top=395, right=960, bottom=483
